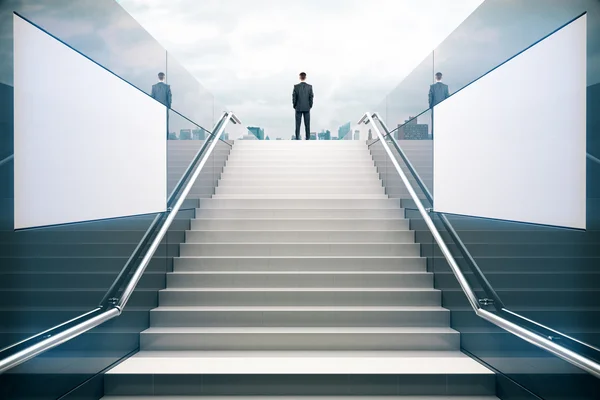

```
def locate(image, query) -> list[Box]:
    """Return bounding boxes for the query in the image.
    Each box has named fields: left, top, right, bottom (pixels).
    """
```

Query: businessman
left=151, top=72, right=172, bottom=108
left=292, top=72, right=314, bottom=140
left=428, top=72, right=449, bottom=109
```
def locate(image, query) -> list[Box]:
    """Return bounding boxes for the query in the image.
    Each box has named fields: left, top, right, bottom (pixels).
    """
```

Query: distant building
left=318, top=130, right=331, bottom=140
left=222, top=133, right=229, bottom=141
left=247, top=126, right=265, bottom=140
left=192, top=128, right=206, bottom=140
left=179, top=129, right=192, bottom=140
left=238, top=134, right=258, bottom=140
left=309, top=133, right=317, bottom=140
left=168, top=132, right=178, bottom=140
left=397, top=117, right=428, bottom=140
left=276, top=137, right=282, bottom=140
left=353, top=130, right=360, bottom=140
left=338, top=122, right=351, bottom=140
left=266, top=136, right=271, bottom=140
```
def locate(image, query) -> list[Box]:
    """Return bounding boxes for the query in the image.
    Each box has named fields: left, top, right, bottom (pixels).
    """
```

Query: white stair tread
left=160, top=288, right=439, bottom=292
left=176, top=256, right=419, bottom=259
left=186, top=230, right=410, bottom=233
left=106, top=350, right=491, bottom=375
left=151, top=306, right=448, bottom=311
left=179, top=242, right=418, bottom=245
left=211, top=196, right=389, bottom=199
left=192, top=218, right=407, bottom=221
left=103, top=397, right=499, bottom=400
left=141, top=327, right=458, bottom=334
left=167, top=271, right=431, bottom=275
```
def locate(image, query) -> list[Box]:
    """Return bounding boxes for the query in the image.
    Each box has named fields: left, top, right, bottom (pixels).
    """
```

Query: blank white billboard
left=433, top=15, right=586, bottom=229
left=14, top=15, right=167, bottom=229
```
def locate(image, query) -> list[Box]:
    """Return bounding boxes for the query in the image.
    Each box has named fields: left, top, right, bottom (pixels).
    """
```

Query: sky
left=117, top=0, right=484, bottom=139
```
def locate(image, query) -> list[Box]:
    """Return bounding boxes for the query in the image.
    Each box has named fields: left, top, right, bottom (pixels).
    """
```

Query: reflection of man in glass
left=151, top=72, right=172, bottom=108
left=428, top=72, right=449, bottom=109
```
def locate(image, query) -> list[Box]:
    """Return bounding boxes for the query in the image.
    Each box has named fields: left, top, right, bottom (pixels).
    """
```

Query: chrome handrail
left=588, top=152, right=600, bottom=165
left=0, top=111, right=240, bottom=374
left=359, top=111, right=600, bottom=379
left=0, top=154, right=13, bottom=168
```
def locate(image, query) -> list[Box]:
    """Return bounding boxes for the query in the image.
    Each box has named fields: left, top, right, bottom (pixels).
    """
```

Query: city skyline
left=117, top=0, right=485, bottom=139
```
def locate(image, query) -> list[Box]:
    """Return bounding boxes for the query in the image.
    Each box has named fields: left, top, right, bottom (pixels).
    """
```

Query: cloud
left=118, top=0, right=484, bottom=138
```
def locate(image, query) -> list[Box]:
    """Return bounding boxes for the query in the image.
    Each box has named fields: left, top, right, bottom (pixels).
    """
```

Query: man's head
left=158, top=72, right=166, bottom=81
left=435, top=72, right=443, bottom=82
left=299, top=72, right=307, bottom=81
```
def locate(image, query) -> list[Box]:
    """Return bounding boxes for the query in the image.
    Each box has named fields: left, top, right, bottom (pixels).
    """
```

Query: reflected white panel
left=433, top=15, right=586, bottom=229
left=14, top=15, right=167, bottom=229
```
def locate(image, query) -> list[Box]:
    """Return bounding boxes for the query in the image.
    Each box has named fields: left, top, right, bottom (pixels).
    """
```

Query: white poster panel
left=14, top=15, right=167, bottom=229
left=433, top=15, right=586, bottom=229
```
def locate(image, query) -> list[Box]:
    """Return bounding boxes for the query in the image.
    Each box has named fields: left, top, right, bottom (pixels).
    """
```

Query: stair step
left=220, top=172, right=380, bottom=179
left=105, top=350, right=491, bottom=374
left=222, top=166, right=377, bottom=173
left=139, top=327, right=461, bottom=351
left=218, top=179, right=383, bottom=187
left=149, top=306, right=449, bottom=327
left=159, top=288, right=440, bottom=306
left=225, top=160, right=375, bottom=166
left=211, top=194, right=390, bottom=199
left=184, top=230, right=415, bottom=243
left=198, top=199, right=401, bottom=209
left=214, top=186, right=386, bottom=195
left=102, top=397, right=499, bottom=400
left=190, top=218, right=410, bottom=230
left=166, top=271, right=432, bottom=288
left=179, top=243, right=420, bottom=257
left=173, top=256, right=426, bottom=271
left=195, top=209, right=406, bottom=218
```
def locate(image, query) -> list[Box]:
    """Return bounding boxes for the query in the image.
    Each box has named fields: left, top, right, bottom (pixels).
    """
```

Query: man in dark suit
left=428, top=72, right=449, bottom=109
left=151, top=72, right=172, bottom=108
left=293, top=72, right=314, bottom=140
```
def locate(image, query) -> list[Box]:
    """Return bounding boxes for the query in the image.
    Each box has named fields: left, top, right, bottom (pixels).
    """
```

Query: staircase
left=102, top=140, right=497, bottom=398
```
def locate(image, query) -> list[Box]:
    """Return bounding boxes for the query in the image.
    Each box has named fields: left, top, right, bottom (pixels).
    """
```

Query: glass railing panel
left=433, top=0, right=597, bottom=99
left=0, top=210, right=157, bottom=400
left=166, top=51, right=214, bottom=132
left=167, top=109, right=210, bottom=193
left=1, top=1, right=167, bottom=97
left=0, top=204, right=156, bottom=349
left=371, top=115, right=433, bottom=204
left=384, top=52, right=433, bottom=129
left=0, top=212, right=186, bottom=400
left=421, top=210, right=600, bottom=400
left=213, top=100, right=228, bottom=129
left=375, top=97, right=387, bottom=126
left=165, top=115, right=232, bottom=267
left=0, top=1, right=168, bottom=160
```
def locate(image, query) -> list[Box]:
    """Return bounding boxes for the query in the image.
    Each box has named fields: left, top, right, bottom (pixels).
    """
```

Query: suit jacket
left=428, top=82, right=449, bottom=108
left=293, top=82, right=314, bottom=112
left=151, top=82, right=172, bottom=108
